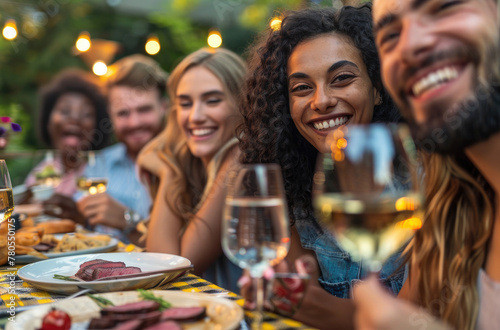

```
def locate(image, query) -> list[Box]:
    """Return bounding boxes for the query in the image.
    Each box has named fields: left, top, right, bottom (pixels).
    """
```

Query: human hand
left=77, top=193, right=127, bottom=229
left=239, top=255, right=317, bottom=316
left=42, top=193, right=85, bottom=224
left=354, top=276, right=452, bottom=330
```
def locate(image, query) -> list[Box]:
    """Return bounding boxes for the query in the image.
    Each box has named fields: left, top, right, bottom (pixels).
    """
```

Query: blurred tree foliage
left=0, top=0, right=354, bottom=154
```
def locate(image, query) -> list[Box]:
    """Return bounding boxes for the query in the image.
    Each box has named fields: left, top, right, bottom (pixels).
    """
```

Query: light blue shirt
left=77, top=143, right=151, bottom=242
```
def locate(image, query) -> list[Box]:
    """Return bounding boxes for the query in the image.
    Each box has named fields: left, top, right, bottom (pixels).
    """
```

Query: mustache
left=401, top=46, right=480, bottom=83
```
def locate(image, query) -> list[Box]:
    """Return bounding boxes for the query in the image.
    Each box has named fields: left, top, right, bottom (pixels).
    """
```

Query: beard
left=402, top=31, right=500, bottom=155
left=410, top=80, right=500, bottom=155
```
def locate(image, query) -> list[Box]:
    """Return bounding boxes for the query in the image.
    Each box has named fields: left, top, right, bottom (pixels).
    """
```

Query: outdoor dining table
left=0, top=244, right=316, bottom=330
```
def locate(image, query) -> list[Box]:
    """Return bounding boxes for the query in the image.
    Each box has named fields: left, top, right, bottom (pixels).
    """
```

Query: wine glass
left=0, top=160, right=14, bottom=223
left=312, top=124, right=423, bottom=273
left=222, top=164, right=291, bottom=329
left=75, top=151, right=108, bottom=197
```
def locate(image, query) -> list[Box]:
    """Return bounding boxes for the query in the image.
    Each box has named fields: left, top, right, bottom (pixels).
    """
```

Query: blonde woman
left=137, top=48, right=246, bottom=291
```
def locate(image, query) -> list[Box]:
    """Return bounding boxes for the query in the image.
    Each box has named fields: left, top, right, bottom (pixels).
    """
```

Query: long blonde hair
left=407, top=152, right=494, bottom=329
left=144, top=48, right=246, bottom=223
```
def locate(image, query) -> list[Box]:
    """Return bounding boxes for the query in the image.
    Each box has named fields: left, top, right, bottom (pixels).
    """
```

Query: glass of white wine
left=0, top=160, right=14, bottom=223
left=222, top=164, right=291, bottom=329
left=76, top=151, right=108, bottom=196
left=313, top=124, right=423, bottom=273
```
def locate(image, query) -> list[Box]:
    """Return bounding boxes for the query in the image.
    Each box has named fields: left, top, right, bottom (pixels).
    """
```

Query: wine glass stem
left=252, top=276, right=264, bottom=330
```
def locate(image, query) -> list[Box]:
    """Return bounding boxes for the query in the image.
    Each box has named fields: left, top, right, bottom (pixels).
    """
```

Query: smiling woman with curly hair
left=238, top=4, right=402, bottom=329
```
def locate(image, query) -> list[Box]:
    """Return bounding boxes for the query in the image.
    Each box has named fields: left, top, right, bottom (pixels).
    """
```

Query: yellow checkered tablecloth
left=0, top=265, right=315, bottom=329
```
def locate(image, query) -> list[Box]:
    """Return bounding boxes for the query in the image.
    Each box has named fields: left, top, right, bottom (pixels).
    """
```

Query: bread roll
left=36, top=219, right=76, bottom=234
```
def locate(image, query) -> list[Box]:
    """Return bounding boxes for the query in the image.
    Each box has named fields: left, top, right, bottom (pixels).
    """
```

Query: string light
left=145, top=35, right=160, bottom=55
left=2, top=19, right=18, bottom=40
left=270, top=17, right=282, bottom=31
left=76, top=31, right=91, bottom=52
left=92, top=61, right=108, bottom=76
left=207, top=30, right=222, bottom=48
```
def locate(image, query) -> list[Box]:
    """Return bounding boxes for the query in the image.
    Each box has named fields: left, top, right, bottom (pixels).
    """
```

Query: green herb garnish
left=137, top=289, right=171, bottom=311
left=87, top=293, right=114, bottom=308
left=53, top=274, right=78, bottom=281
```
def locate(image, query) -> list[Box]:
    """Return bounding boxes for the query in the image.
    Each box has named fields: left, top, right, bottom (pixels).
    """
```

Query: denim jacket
left=294, top=208, right=406, bottom=299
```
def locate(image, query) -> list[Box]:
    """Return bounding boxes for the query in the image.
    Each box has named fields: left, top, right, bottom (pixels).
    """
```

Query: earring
left=376, top=95, right=383, bottom=105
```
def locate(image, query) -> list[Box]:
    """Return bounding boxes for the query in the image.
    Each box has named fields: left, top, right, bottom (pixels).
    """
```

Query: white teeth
left=412, top=66, right=459, bottom=97
left=191, top=128, right=215, bottom=136
left=313, top=116, right=349, bottom=131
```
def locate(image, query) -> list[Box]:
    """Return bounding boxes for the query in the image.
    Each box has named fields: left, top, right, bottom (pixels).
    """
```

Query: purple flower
left=1, top=117, right=11, bottom=123
left=0, top=127, right=5, bottom=137
left=10, top=123, right=21, bottom=132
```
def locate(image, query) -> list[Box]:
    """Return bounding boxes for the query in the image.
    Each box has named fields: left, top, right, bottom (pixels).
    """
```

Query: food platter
left=14, top=233, right=119, bottom=264
left=17, top=252, right=192, bottom=294
left=7, top=290, right=243, bottom=330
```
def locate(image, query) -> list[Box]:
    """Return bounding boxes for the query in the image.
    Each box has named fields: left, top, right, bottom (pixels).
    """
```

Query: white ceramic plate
left=15, top=233, right=119, bottom=264
left=7, top=290, right=243, bottom=330
left=17, top=252, right=192, bottom=294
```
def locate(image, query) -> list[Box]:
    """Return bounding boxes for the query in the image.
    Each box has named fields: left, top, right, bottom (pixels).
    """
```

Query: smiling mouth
left=411, top=66, right=461, bottom=98
left=190, top=128, right=216, bottom=137
left=312, top=116, right=350, bottom=131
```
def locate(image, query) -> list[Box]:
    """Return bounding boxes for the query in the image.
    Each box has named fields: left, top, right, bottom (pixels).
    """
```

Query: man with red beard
left=354, top=1, right=500, bottom=329
left=77, top=55, right=168, bottom=244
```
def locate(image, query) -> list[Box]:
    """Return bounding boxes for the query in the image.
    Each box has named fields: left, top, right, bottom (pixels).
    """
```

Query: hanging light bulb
left=2, top=19, right=18, bottom=40
left=92, top=61, right=108, bottom=76
left=269, top=17, right=282, bottom=31
left=207, top=30, right=222, bottom=49
left=145, top=35, right=160, bottom=55
left=76, top=31, right=91, bottom=52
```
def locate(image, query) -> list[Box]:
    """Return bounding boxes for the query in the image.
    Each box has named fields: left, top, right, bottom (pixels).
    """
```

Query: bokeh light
left=207, top=30, right=222, bottom=48
left=2, top=20, right=17, bottom=40
left=145, top=35, right=160, bottom=55
left=92, top=61, right=108, bottom=76
left=76, top=31, right=91, bottom=52
left=270, top=17, right=282, bottom=31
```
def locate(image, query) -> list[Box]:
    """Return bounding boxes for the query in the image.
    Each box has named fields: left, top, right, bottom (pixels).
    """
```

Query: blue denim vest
left=294, top=208, right=406, bottom=299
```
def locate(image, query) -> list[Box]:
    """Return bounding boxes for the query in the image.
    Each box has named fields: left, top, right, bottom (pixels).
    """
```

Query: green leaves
left=87, top=293, right=115, bottom=308
left=137, top=289, right=172, bottom=311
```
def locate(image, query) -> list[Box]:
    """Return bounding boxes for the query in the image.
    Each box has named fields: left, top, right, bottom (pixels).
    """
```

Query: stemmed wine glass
left=312, top=124, right=423, bottom=273
left=222, top=164, right=291, bottom=329
left=76, top=151, right=108, bottom=197
left=0, top=160, right=14, bottom=223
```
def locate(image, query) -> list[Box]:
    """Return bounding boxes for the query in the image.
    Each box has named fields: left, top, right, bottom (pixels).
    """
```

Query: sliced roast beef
left=111, top=319, right=142, bottom=330
left=92, top=266, right=142, bottom=280
left=143, top=320, right=182, bottom=330
left=76, top=261, right=126, bottom=281
left=90, top=310, right=162, bottom=328
left=101, top=300, right=160, bottom=315
left=88, top=315, right=117, bottom=329
left=79, top=259, right=109, bottom=269
left=161, top=306, right=206, bottom=322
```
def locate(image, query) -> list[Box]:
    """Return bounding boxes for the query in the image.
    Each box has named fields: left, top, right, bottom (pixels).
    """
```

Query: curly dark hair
left=238, top=4, right=401, bottom=223
left=38, top=68, right=111, bottom=150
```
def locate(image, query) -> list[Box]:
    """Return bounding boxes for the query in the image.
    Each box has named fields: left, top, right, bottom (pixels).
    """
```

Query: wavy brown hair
left=407, top=152, right=494, bottom=329
left=238, top=4, right=401, bottom=222
left=142, top=48, right=246, bottom=223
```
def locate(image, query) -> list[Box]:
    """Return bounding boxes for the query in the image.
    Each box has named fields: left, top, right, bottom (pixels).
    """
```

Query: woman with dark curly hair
left=24, top=68, right=111, bottom=219
left=238, top=4, right=403, bottom=329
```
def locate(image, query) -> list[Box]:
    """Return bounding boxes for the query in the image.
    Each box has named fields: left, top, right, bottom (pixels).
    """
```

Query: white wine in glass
left=0, top=160, right=14, bottom=223
left=222, top=164, right=290, bottom=329
left=76, top=151, right=108, bottom=196
left=313, top=124, right=423, bottom=273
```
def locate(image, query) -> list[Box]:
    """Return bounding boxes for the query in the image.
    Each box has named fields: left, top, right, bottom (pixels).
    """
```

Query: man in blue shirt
left=77, top=54, right=168, bottom=244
